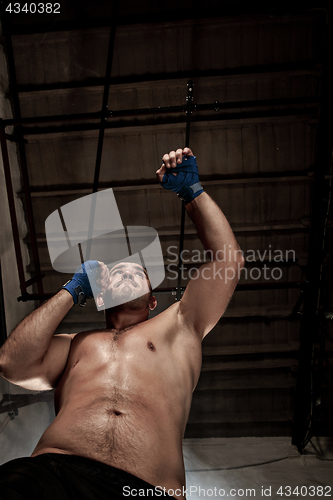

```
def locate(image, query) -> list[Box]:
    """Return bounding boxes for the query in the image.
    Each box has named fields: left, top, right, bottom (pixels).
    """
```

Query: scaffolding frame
left=0, top=80, right=317, bottom=300
left=0, top=7, right=332, bottom=444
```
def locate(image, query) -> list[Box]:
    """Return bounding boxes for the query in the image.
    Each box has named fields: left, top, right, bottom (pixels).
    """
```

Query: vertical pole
left=292, top=12, right=333, bottom=451
left=0, top=128, right=27, bottom=296
left=0, top=260, right=8, bottom=347
left=4, top=34, right=44, bottom=297
left=92, top=0, right=119, bottom=194
left=176, top=81, right=194, bottom=301
left=85, top=0, right=119, bottom=262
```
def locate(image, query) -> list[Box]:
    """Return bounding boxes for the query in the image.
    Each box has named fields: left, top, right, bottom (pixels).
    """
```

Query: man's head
left=96, top=261, right=157, bottom=313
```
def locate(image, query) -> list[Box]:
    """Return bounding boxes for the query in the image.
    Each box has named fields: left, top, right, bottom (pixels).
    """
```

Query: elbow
left=0, top=350, right=27, bottom=385
left=0, top=353, right=12, bottom=382
left=0, top=349, right=7, bottom=379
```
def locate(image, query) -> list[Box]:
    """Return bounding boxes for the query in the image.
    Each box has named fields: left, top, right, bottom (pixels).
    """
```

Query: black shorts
left=0, top=453, right=175, bottom=499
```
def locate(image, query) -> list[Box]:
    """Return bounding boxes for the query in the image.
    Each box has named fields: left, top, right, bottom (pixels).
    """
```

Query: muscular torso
left=31, top=304, right=202, bottom=496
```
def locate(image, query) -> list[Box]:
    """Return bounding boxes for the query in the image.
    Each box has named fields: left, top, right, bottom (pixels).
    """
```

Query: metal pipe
left=1, top=111, right=101, bottom=127
left=25, top=274, right=45, bottom=288
left=4, top=34, right=44, bottom=297
left=85, top=1, right=119, bottom=263
left=17, top=280, right=306, bottom=302
left=92, top=0, right=119, bottom=194
left=0, top=260, right=8, bottom=348
left=176, top=80, right=194, bottom=301
left=0, top=96, right=320, bottom=128
left=10, top=107, right=319, bottom=136
left=0, top=128, right=27, bottom=295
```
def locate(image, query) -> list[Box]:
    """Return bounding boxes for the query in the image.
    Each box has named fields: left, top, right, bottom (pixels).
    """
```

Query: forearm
left=185, top=192, right=243, bottom=264
left=0, top=289, right=73, bottom=379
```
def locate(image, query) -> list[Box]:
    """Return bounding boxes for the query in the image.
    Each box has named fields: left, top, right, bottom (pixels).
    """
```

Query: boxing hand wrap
left=160, top=155, right=204, bottom=204
left=62, top=260, right=100, bottom=306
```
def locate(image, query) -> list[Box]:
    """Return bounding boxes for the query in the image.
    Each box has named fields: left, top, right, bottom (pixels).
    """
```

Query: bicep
left=179, top=260, right=240, bottom=340
left=14, top=333, right=76, bottom=391
left=0, top=334, right=75, bottom=392
left=38, top=333, right=75, bottom=390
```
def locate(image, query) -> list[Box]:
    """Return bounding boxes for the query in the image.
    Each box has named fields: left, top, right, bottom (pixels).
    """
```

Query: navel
left=72, top=360, right=79, bottom=368
left=147, top=341, right=156, bottom=352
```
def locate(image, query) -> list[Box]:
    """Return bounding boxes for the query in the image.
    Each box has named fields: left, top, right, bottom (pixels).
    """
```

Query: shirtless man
left=0, top=148, right=244, bottom=499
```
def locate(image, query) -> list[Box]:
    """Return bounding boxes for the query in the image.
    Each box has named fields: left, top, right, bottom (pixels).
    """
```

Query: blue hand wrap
left=160, top=155, right=204, bottom=204
left=62, top=260, right=100, bottom=306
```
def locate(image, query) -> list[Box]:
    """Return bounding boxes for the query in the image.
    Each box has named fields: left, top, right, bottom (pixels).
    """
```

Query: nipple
left=147, top=341, right=156, bottom=352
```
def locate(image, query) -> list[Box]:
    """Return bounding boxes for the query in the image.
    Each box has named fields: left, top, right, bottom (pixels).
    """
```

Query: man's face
left=97, top=262, right=152, bottom=310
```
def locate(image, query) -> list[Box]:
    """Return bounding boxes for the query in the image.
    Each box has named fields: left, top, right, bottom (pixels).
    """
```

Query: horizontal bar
left=16, top=61, right=322, bottom=94
left=195, top=96, right=321, bottom=112
left=0, top=392, right=52, bottom=414
left=27, top=220, right=310, bottom=248
left=0, top=111, right=101, bottom=128
left=25, top=274, right=45, bottom=288
left=56, top=309, right=301, bottom=327
left=17, top=281, right=306, bottom=301
left=23, top=172, right=313, bottom=198
left=4, top=133, right=28, bottom=143
left=17, top=107, right=320, bottom=136
left=0, top=97, right=320, bottom=128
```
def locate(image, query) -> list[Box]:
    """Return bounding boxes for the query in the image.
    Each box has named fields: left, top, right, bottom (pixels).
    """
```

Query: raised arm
left=156, top=148, right=244, bottom=340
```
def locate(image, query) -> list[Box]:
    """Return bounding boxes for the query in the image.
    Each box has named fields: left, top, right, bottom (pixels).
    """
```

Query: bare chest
left=55, top=322, right=201, bottom=415
left=68, top=326, right=160, bottom=370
